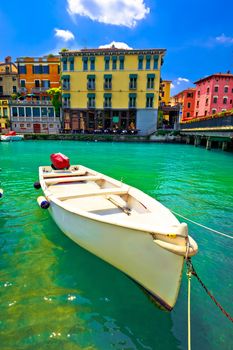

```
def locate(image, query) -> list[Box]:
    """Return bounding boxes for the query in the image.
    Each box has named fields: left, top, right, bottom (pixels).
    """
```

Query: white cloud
left=177, top=77, right=190, bottom=83
left=54, top=28, right=75, bottom=42
left=99, top=41, right=133, bottom=50
left=215, top=33, right=233, bottom=44
left=67, top=0, right=150, bottom=28
left=170, top=83, right=175, bottom=89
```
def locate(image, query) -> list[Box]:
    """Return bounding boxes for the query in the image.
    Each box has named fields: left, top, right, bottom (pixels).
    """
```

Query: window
left=147, top=74, right=155, bottom=89
left=13, top=86, right=17, bottom=93
left=146, top=55, right=151, bottom=70
left=104, top=75, right=112, bottom=90
left=153, top=55, right=159, bottom=69
left=204, top=111, right=207, bottom=116
left=20, top=124, right=25, bottom=128
left=224, top=86, right=228, bottom=93
left=213, top=96, right=218, bottom=103
left=187, top=92, right=193, bottom=98
left=62, top=58, right=67, bottom=71
left=62, top=75, right=70, bottom=90
left=87, top=94, right=95, bottom=108
left=187, top=102, right=191, bottom=108
left=42, top=65, right=49, bottom=74
left=35, top=80, right=40, bottom=88
left=223, top=97, right=227, bottom=104
left=18, top=107, right=24, bottom=116
left=119, top=56, right=124, bottom=70
left=138, top=55, right=143, bottom=70
left=212, top=109, right=217, bottom=114
left=20, top=80, right=26, bottom=87
left=48, top=108, right=54, bottom=117
left=3, top=108, right=8, bottom=117
left=83, top=57, right=88, bottom=71
left=12, top=107, right=17, bottom=116
left=196, top=100, right=199, bottom=107
left=112, top=56, right=117, bottom=70
left=214, top=85, right=218, bottom=92
left=19, top=65, right=27, bottom=74
left=206, top=87, right=210, bottom=94
left=129, top=94, right=136, bottom=108
left=87, top=75, right=96, bottom=90
left=0, top=86, right=3, bottom=95
left=26, top=107, right=31, bottom=117
left=33, top=65, right=41, bottom=74
left=104, top=56, right=110, bottom=70
left=196, top=112, right=198, bottom=116
left=49, top=124, right=54, bottom=128
left=12, top=77, right=17, bottom=81
left=27, top=124, right=31, bottom=127
left=69, top=57, right=74, bottom=71
left=129, top=74, right=137, bottom=89
left=186, top=112, right=190, bottom=118
left=41, top=108, right=47, bottom=116
left=205, top=98, right=208, bottom=106
left=146, top=94, right=154, bottom=108
left=58, top=65, right=60, bottom=74
left=33, top=107, right=40, bottom=117
left=41, top=80, right=50, bottom=88
left=90, top=57, right=95, bottom=71
left=104, top=94, right=112, bottom=108
left=197, top=90, right=200, bottom=97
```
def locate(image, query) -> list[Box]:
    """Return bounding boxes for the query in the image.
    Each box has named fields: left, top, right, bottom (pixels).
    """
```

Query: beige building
left=0, top=56, right=18, bottom=97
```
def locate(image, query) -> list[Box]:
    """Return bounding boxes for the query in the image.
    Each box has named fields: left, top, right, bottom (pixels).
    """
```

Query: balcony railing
left=87, top=103, right=96, bottom=109
left=104, top=83, right=112, bottom=90
left=9, top=100, right=52, bottom=106
left=31, top=87, right=50, bottom=93
left=180, top=115, right=233, bottom=129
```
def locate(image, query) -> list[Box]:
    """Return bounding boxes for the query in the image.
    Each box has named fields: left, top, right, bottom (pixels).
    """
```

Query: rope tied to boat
left=185, top=245, right=192, bottom=350
left=186, top=258, right=233, bottom=324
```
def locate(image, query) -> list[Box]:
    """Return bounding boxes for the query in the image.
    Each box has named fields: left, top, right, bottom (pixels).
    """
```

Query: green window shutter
left=61, top=75, right=70, bottom=79
left=87, top=74, right=96, bottom=79
left=147, top=74, right=155, bottom=78
left=112, top=56, right=117, bottom=61
left=104, top=93, right=112, bottom=98
left=146, top=93, right=154, bottom=98
left=90, top=57, right=95, bottom=61
left=82, top=57, right=88, bottom=62
left=62, top=93, right=70, bottom=98
left=129, top=74, right=138, bottom=79
left=104, top=74, right=112, bottom=79
left=138, top=55, right=144, bottom=59
left=129, top=93, right=137, bottom=98
left=87, top=93, right=95, bottom=98
left=61, top=57, right=67, bottom=62
left=104, top=56, right=110, bottom=61
left=146, top=55, right=151, bottom=59
left=68, top=56, right=74, bottom=62
left=119, top=55, right=124, bottom=61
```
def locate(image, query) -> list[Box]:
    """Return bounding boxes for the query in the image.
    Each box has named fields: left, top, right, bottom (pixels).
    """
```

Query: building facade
left=16, top=55, right=60, bottom=99
left=194, top=73, right=233, bottom=117
left=10, top=56, right=61, bottom=133
left=173, top=88, right=196, bottom=122
left=0, top=56, right=18, bottom=97
left=0, top=99, right=9, bottom=131
left=9, top=100, right=59, bottom=134
left=60, top=47, right=166, bottom=135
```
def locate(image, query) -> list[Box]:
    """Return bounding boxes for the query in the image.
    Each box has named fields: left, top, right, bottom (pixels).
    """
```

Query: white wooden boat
left=1, top=133, right=24, bottom=142
left=37, top=164, right=198, bottom=310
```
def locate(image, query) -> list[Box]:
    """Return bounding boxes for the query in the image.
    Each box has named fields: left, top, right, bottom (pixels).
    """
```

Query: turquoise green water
left=0, top=141, right=233, bottom=350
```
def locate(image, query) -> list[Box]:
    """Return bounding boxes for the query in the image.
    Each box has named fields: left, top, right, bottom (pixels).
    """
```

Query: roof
left=60, top=48, right=166, bottom=56
left=194, top=73, right=233, bottom=84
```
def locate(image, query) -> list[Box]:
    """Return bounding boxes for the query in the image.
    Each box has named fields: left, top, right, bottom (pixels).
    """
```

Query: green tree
left=47, top=87, right=63, bottom=131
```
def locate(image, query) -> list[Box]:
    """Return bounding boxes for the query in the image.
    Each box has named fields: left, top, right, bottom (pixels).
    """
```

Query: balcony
left=87, top=103, right=96, bottom=109
left=18, top=87, right=28, bottom=93
left=104, top=103, right=112, bottom=109
left=9, top=99, right=52, bottom=106
left=31, top=87, right=50, bottom=93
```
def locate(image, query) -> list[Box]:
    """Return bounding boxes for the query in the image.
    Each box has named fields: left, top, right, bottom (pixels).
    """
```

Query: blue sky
left=0, top=0, right=233, bottom=94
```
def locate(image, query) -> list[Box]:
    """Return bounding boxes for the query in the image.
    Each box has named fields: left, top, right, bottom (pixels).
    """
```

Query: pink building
left=194, top=72, right=233, bottom=117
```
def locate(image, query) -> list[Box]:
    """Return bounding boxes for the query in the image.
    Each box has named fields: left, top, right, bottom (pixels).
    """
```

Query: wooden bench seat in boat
left=45, top=175, right=102, bottom=185
left=56, top=186, right=129, bottom=201
left=43, top=170, right=88, bottom=179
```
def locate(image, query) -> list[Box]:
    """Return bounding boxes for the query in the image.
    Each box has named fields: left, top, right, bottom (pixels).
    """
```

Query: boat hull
left=49, top=200, right=184, bottom=310
left=1, top=135, right=24, bottom=142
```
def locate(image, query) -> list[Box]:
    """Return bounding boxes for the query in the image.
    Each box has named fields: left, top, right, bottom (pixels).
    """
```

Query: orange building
left=173, top=88, right=196, bottom=121
left=16, top=55, right=60, bottom=100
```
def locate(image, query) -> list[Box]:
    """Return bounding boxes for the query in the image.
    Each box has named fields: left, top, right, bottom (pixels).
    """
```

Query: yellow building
left=160, top=80, right=172, bottom=105
left=0, top=99, right=9, bottom=131
left=60, top=47, right=166, bottom=135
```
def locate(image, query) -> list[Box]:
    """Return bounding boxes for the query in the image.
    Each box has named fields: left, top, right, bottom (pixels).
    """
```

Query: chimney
left=5, top=56, right=11, bottom=63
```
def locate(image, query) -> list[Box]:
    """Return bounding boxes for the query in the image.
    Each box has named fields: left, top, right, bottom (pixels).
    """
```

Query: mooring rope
left=171, top=211, right=233, bottom=240
left=187, top=259, right=233, bottom=323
